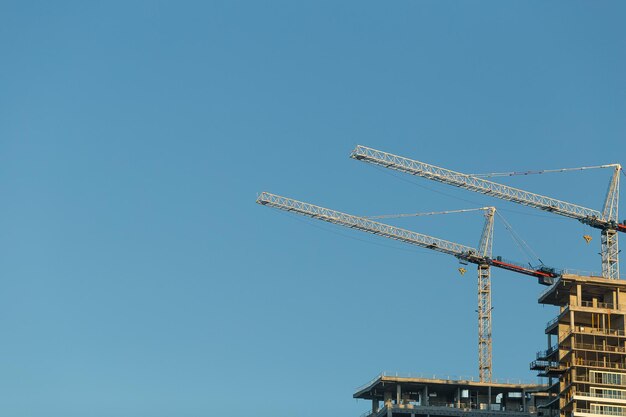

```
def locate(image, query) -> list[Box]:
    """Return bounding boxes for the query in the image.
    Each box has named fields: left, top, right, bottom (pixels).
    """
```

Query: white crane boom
left=256, top=191, right=557, bottom=279
left=350, top=145, right=602, bottom=220
left=257, top=192, right=476, bottom=258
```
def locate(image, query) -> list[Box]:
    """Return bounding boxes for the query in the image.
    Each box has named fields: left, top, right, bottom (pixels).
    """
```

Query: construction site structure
left=257, top=148, right=626, bottom=417
left=354, top=374, right=550, bottom=417
left=532, top=274, right=626, bottom=417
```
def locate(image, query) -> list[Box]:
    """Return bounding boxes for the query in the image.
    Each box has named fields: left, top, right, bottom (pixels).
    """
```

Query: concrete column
left=384, top=392, right=393, bottom=417
left=570, top=310, right=575, bottom=331
left=397, top=384, right=401, bottom=405
left=384, top=391, right=393, bottom=407
left=522, top=389, right=526, bottom=412
left=577, top=284, right=582, bottom=306
left=457, top=387, right=461, bottom=408
left=372, top=399, right=379, bottom=414
left=488, top=386, right=492, bottom=407
left=423, top=385, right=429, bottom=406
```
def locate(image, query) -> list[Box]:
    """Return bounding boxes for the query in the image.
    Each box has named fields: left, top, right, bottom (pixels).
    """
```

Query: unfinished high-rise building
left=532, top=274, right=626, bottom=417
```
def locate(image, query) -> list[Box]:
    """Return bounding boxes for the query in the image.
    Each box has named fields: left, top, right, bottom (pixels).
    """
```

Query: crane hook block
left=458, top=267, right=467, bottom=275
left=583, top=235, right=593, bottom=244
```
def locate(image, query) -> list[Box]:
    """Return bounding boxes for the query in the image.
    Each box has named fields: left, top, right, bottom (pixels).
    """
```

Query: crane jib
left=580, top=217, right=626, bottom=233
left=258, top=191, right=560, bottom=285
left=490, top=259, right=558, bottom=282
left=349, top=146, right=623, bottom=231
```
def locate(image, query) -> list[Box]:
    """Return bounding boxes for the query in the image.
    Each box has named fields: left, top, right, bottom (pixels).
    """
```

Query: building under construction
left=533, top=274, right=626, bottom=417
left=353, top=374, right=549, bottom=417
left=257, top=145, right=625, bottom=417
left=352, top=273, right=626, bottom=417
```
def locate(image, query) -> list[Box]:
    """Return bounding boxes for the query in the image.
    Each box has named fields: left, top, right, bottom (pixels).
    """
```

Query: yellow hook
left=583, top=235, right=592, bottom=244
left=458, top=267, right=467, bottom=275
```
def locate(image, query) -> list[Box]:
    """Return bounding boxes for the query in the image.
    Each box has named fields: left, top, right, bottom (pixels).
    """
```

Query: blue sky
left=1, top=1, right=625, bottom=416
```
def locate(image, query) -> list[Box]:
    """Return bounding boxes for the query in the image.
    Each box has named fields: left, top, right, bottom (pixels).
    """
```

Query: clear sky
left=1, top=1, right=625, bottom=416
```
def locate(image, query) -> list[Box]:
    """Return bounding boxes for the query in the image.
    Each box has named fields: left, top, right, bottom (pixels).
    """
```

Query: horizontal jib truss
left=350, top=145, right=602, bottom=221
left=256, top=192, right=476, bottom=258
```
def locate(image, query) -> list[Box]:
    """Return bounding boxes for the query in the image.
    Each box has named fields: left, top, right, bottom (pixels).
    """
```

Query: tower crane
left=257, top=191, right=559, bottom=382
left=350, top=145, right=624, bottom=279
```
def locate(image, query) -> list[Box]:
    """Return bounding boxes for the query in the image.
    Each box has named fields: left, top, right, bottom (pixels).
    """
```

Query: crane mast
left=257, top=192, right=558, bottom=382
left=601, top=167, right=621, bottom=279
left=351, top=145, right=624, bottom=279
left=477, top=208, right=494, bottom=382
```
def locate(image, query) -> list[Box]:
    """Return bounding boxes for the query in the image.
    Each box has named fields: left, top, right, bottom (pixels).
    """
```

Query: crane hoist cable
left=495, top=212, right=543, bottom=267
left=470, top=163, right=620, bottom=178
left=364, top=207, right=547, bottom=269
left=273, top=205, right=448, bottom=256
left=363, top=207, right=492, bottom=220
left=369, top=162, right=568, bottom=221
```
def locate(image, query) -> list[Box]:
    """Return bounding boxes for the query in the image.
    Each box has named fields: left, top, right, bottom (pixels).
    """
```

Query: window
left=591, top=371, right=626, bottom=386
left=591, top=387, right=626, bottom=400
left=591, top=404, right=626, bottom=416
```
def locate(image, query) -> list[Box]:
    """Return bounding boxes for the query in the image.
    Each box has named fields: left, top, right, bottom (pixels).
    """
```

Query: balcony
left=574, top=391, right=626, bottom=403
left=573, top=341, right=626, bottom=354
left=570, top=374, right=620, bottom=385
left=561, top=327, right=626, bottom=340
left=574, top=408, right=626, bottom=417
left=574, top=359, right=626, bottom=371
left=573, top=300, right=626, bottom=311
left=530, top=360, right=567, bottom=377
left=537, top=345, right=559, bottom=361
left=545, top=315, right=562, bottom=335
left=530, top=360, right=559, bottom=370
